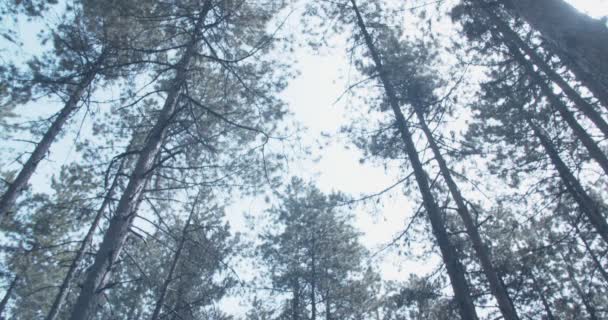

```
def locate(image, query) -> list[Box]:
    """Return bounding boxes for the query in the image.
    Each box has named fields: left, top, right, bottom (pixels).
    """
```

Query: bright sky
left=569, top=0, right=608, bottom=17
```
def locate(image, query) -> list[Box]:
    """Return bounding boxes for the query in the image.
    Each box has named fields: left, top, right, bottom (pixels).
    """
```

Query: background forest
left=0, top=0, right=607, bottom=319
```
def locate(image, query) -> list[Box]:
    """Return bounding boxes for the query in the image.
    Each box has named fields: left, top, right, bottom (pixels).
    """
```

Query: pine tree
left=501, top=0, right=608, bottom=108
left=258, top=178, right=379, bottom=320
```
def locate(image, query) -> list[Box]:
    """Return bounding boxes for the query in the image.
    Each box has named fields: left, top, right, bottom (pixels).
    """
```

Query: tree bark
left=349, top=1, right=479, bottom=319
left=560, top=251, right=599, bottom=320
left=0, top=70, right=97, bottom=219
left=504, top=0, right=608, bottom=106
left=45, top=156, right=126, bottom=320
left=572, top=222, right=608, bottom=285
left=150, top=202, right=195, bottom=320
left=551, top=51, right=608, bottom=112
left=126, top=282, right=145, bottom=320
left=480, top=6, right=608, bottom=138
left=310, top=234, right=316, bottom=320
left=292, top=279, right=300, bottom=320
left=529, top=272, right=556, bottom=320
left=66, top=5, right=211, bottom=319
left=0, top=275, right=19, bottom=317
left=507, top=39, right=608, bottom=177
left=169, top=285, right=188, bottom=320
left=324, top=290, right=330, bottom=320
left=525, top=116, right=608, bottom=244
left=412, top=100, right=520, bottom=320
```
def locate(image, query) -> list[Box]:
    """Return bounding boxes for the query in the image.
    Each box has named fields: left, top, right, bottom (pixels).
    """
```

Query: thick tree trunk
left=45, top=157, right=126, bottom=320
left=525, top=117, right=608, bottom=244
left=507, top=40, right=608, bottom=177
left=0, top=275, right=19, bottom=317
left=0, top=71, right=96, bottom=219
left=349, top=1, right=479, bottom=319
left=412, top=101, right=520, bottom=320
left=66, top=6, right=211, bottom=319
left=504, top=0, right=608, bottom=105
left=150, top=205, right=194, bottom=320
left=481, top=6, right=608, bottom=138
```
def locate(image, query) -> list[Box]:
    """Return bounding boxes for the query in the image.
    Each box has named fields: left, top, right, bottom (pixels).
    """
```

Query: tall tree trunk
left=292, top=279, right=300, bottom=320
left=324, top=267, right=331, bottom=320
left=551, top=51, right=608, bottom=112
left=480, top=5, right=608, bottom=137
left=503, top=0, right=608, bottom=104
left=66, top=6, right=211, bottom=319
left=524, top=116, right=608, bottom=244
left=45, top=156, right=126, bottom=320
left=349, top=1, right=479, bottom=319
left=560, top=252, right=599, bottom=320
left=169, top=285, right=188, bottom=320
left=0, top=70, right=97, bottom=219
left=150, top=202, right=195, bottom=320
left=412, top=100, right=520, bottom=320
left=310, top=236, right=316, bottom=320
left=0, top=275, right=19, bottom=317
left=572, top=222, right=608, bottom=285
left=506, top=38, right=608, bottom=177
left=529, top=271, right=556, bottom=320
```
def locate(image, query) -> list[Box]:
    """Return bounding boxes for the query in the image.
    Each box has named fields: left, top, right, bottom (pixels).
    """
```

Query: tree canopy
left=0, top=0, right=607, bottom=319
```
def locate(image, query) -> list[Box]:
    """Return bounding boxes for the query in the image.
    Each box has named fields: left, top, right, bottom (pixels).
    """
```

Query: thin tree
left=522, top=114, right=608, bottom=244
left=497, top=31, right=608, bottom=177
left=474, top=3, right=608, bottom=138
left=67, top=5, right=212, bottom=318
left=0, top=275, right=19, bottom=317
left=502, top=0, right=608, bottom=108
left=0, top=58, right=100, bottom=219
left=44, top=152, right=129, bottom=320
left=411, top=94, right=520, bottom=319
left=149, top=195, right=196, bottom=320
left=349, top=1, right=479, bottom=319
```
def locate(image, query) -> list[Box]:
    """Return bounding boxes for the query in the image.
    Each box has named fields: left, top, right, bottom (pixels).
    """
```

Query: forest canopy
left=0, top=0, right=607, bottom=319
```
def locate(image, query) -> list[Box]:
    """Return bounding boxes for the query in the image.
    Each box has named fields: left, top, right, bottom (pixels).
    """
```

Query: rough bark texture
left=413, top=100, right=520, bottom=320
left=350, top=1, right=479, bottom=319
left=525, top=117, right=608, bottom=244
left=0, top=71, right=96, bottom=219
left=66, top=7, right=210, bottom=318
left=505, top=0, right=608, bottom=106
left=45, top=157, right=127, bottom=320
left=481, top=6, right=608, bottom=138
